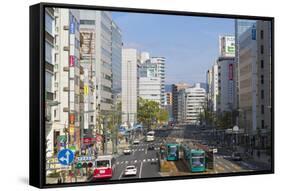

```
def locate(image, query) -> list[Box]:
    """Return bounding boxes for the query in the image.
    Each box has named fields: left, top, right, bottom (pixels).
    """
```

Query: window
left=261, top=45, right=264, bottom=54
left=261, top=60, right=264, bottom=68
left=80, top=20, right=95, bottom=25
left=45, top=12, right=53, bottom=35
left=261, top=120, right=265, bottom=129
left=260, top=30, right=264, bottom=39
left=54, top=109, right=56, bottom=118
left=261, top=105, right=264, bottom=114
left=45, top=71, right=52, bottom=92
left=45, top=42, right=53, bottom=64
left=261, top=75, right=264, bottom=84
left=91, top=116, right=94, bottom=122
left=261, top=90, right=264, bottom=99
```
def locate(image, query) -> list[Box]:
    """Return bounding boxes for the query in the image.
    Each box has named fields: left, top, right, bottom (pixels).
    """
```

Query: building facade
left=217, top=57, right=235, bottom=112
left=121, top=48, right=140, bottom=126
left=237, top=20, right=271, bottom=148
left=52, top=8, right=82, bottom=154
left=178, top=83, right=206, bottom=125
left=172, top=82, right=191, bottom=123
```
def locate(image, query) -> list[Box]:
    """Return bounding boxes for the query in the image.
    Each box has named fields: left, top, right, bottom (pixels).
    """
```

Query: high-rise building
left=111, top=21, right=122, bottom=99
left=80, top=11, right=114, bottom=115
left=79, top=20, right=97, bottom=138
left=151, top=57, right=166, bottom=107
left=206, top=62, right=219, bottom=112
left=45, top=7, right=55, bottom=157
left=52, top=8, right=81, bottom=152
left=122, top=48, right=140, bottom=126
left=172, top=82, right=191, bottom=123
left=178, top=83, right=206, bottom=124
left=217, top=56, right=235, bottom=112
left=138, top=54, right=166, bottom=108
left=234, top=20, right=256, bottom=111
left=237, top=20, right=271, bottom=148
left=139, top=59, right=161, bottom=104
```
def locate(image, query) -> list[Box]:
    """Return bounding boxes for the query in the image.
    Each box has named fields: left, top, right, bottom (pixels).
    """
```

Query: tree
left=137, top=97, right=160, bottom=130
left=157, top=109, right=169, bottom=125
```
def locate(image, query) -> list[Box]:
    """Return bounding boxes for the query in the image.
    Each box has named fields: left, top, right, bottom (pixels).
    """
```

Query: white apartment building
left=178, top=83, right=206, bottom=125
left=151, top=57, right=166, bottom=107
left=138, top=53, right=166, bottom=108
left=122, top=48, right=140, bottom=126
left=52, top=8, right=81, bottom=152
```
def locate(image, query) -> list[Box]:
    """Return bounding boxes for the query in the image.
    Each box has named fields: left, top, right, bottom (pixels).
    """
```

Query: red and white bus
left=93, top=155, right=116, bottom=180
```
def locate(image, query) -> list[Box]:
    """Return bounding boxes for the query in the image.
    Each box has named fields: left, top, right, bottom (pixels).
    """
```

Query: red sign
left=228, top=63, right=233, bottom=80
left=69, top=55, right=75, bottom=67
left=83, top=137, right=93, bottom=144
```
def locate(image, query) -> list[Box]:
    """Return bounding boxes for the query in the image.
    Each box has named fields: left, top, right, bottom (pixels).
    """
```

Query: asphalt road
left=111, top=139, right=162, bottom=180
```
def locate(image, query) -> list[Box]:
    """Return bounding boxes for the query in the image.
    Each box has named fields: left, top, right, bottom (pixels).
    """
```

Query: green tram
left=181, top=144, right=206, bottom=172
left=166, top=143, right=180, bottom=161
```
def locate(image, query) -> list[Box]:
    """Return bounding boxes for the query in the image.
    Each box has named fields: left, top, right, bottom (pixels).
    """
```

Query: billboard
left=220, top=35, right=235, bottom=57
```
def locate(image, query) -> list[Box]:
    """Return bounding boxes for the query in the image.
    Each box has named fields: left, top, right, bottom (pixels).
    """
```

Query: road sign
left=213, top=148, right=218, bottom=153
left=57, top=149, right=74, bottom=166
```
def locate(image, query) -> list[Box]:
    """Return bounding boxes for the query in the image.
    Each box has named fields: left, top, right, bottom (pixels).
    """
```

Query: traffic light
left=88, top=162, right=93, bottom=168
left=76, top=162, right=82, bottom=169
left=82, top=162, right=88, bottom=168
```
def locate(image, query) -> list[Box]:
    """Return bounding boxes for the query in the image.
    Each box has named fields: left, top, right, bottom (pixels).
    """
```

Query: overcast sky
left=112, top=12, right=234, bottom=85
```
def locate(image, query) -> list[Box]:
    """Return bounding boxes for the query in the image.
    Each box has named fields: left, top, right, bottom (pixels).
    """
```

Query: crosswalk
left=131, top=147, right=160, bottom=152
left=131, top=143, right=163, bottom=147
left=116, top=158, right=159, bottom=165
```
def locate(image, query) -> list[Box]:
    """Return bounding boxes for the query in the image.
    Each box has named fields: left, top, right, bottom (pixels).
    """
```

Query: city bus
left=93, top=155, right=116, bottom=180
left=182, top=144, right=206, bottom=172
left=166, top=143, right=179, bottom=161
left=146, top=131, right=155, bottom=142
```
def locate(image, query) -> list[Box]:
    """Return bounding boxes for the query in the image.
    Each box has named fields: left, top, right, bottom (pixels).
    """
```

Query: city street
left=112, top=139, right=162, bottom=180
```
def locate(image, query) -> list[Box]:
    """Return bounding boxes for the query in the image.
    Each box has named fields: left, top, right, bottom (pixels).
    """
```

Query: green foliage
left=137, top=98, right=169, bottom=129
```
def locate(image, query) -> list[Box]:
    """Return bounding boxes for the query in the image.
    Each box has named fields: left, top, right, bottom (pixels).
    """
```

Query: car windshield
left=126, top=166, right=135, bottom=170
left=96, top=160, right=110, bottom=168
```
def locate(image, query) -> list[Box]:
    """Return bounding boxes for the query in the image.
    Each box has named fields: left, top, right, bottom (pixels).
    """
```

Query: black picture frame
left=30, top=2, right=274, bottom=189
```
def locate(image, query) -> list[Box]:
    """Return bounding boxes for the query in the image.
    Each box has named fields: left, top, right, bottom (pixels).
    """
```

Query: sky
left=112, top=12, right=234, bottom=85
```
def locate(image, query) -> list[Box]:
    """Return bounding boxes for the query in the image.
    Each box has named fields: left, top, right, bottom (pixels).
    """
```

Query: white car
left=123, top=148, right=132, bottom=155
left=133, top=140, right=140, bottom=144
left=123, top=165, right=137, bottom=176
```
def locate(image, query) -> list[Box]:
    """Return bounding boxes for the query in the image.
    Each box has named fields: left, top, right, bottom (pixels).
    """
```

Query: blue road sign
left=57, top=149, right=74, bottom=166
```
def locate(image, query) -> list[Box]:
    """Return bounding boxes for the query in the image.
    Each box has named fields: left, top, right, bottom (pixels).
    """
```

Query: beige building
left=238, top=20, right=271, bottom=148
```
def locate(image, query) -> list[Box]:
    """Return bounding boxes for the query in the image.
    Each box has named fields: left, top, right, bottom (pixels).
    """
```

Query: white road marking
left=134, top=160, right=137, bottom=163
left=147, top=159, right=151, bottom=162
left=121, top=161, right=124, bottom=164
left=139, top=162, right=143, bottom=179
left=125, top=161, right=128, bottom=164
left=143, top=159, right=146, bottom=162
left=119, top=169, right=124, bottom=180
left=117, top=162, right=120, bottom=165
left=152, top=158, right=155, bottom=161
